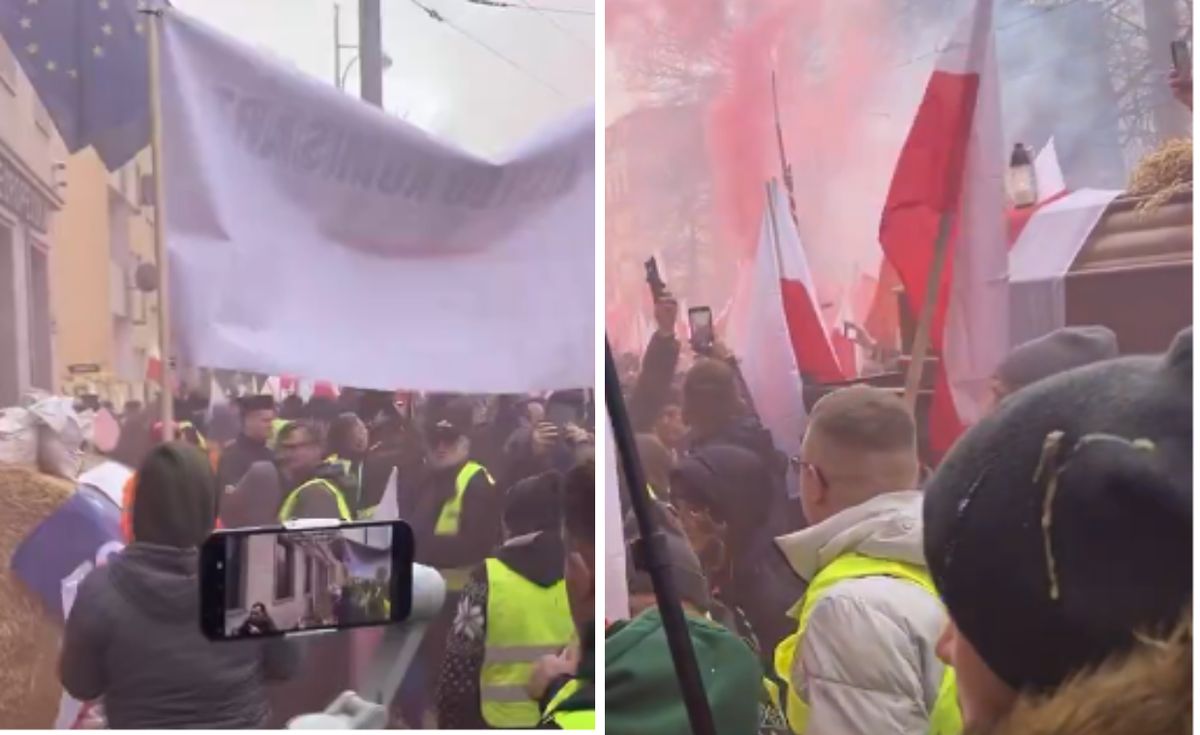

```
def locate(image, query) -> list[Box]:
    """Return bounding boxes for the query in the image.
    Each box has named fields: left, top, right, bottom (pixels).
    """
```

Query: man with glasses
left=771, top=385, right=958, bottom=735
left=276, top=420, right=357, bottom=522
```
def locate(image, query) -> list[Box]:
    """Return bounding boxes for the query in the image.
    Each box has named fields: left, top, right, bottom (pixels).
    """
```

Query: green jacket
left=605, top=608, right=764, bottom=735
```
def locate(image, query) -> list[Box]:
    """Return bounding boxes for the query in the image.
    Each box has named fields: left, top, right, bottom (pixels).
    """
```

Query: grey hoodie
left=773, top=491, right=947, bottom=735
left=60, top=543, right=298, bottom=729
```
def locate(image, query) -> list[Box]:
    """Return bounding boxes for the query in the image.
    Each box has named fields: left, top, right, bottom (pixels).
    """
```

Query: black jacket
left=216, top=434, right=273, bottom=490
left=60, top=543, right=298, bottom=728
left=436, top=531, right=568, bottom=729
left=401, top=459, right=502, bottom=571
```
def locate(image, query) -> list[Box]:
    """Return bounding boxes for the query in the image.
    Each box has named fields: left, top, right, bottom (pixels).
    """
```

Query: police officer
left=435, top=471, right=574, bottom=729
left=275, top=420, right=357, bottom=522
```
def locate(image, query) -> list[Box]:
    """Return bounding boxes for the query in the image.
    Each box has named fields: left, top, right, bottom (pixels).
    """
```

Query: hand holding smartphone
left=199, top=520, right=414, bottom=641
left=688, top=306, right=715, bottom=354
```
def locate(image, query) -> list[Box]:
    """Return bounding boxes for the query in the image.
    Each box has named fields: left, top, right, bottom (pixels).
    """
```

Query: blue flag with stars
left=0, top=0, right=165, bottom=170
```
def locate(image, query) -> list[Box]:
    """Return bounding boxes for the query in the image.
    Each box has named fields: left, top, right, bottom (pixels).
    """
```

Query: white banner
left=158, top=10, right=594, bottom=393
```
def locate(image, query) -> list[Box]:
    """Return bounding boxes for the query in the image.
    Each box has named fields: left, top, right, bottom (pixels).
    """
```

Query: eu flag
left=0, top=0, right=166, bottom=170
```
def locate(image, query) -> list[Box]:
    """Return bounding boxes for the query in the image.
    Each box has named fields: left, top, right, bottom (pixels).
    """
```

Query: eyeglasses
left=789, top=456, right=829, bottom=488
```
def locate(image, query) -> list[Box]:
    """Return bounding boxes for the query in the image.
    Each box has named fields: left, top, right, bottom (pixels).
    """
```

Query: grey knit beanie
left=996, top=326, right=1119, bottom=391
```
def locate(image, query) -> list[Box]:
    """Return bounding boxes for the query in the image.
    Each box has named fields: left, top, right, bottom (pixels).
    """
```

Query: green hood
left=605, top=608, right=762, bottom=735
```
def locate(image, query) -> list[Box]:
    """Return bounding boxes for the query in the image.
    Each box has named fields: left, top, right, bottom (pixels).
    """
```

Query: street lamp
left=334, top=3, right=393, bottom=91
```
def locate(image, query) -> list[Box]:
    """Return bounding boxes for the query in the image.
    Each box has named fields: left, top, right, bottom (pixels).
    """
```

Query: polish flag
left=730, top=180, right=826, bottom=467
left=773, top=199, right=846, bottom=384
left=879, top=0, right=1008, bottom=457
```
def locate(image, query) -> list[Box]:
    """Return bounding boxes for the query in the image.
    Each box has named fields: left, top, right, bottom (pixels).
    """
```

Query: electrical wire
left=464, top=0, right=594, bottom=15
left=405, top=0, right=571, bottom=99
left=511, top=0, right=592, bottom=47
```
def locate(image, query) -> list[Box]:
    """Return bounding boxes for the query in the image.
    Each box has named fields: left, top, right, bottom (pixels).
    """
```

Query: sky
left=173, top=0, right=595, bottom=159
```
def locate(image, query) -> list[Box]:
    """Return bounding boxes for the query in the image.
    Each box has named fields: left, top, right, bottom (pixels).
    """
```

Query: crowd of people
left=609, top=286, right=1190, bottom=735
left=57, top=385, right=597, bottom=729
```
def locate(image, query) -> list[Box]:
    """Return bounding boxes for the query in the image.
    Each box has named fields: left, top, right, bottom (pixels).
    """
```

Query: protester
left=274, top=420, right=358, bottom=521
left=985, top=325, right=1118, bottom=413
left=613, top=502, right=788, bottom=735
left=629, top=293, right=683, bottom=433
left=923, top=328, right=1191, bottom=734
left=635, top=432, right=673, bottom=499
left=215, top=395, right=276, bottom=490
left=397, top=398, right=502, bottom=725
left=529, top=459, right=595, bottom=729
left=59, top=442, right=298, bottom=728
left=670, top=444, right=803, bottom=659
left=237, top=603, right=278, bottom=637
left=326, top=411, right=369, bottom=504
left=436, top=470, right=573, bottom=729
left=773, top=386, right=957, bottom=735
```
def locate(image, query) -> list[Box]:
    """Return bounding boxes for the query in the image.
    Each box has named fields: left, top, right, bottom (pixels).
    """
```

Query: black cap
left=238, top=394, right=275, bottom=413
left=424, top=397, right=474, bottom=439
left=924, top=327, right=1191, bottom=693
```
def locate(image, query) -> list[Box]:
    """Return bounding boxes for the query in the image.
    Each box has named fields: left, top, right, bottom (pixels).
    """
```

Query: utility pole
left=359, top=0, right=384, bottom=107
left=334, top=4, right=342, bottom=90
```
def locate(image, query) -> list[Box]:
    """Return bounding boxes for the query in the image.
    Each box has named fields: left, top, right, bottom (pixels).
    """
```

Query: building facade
left=0, top=35, right=64, bottom=407
left=51, top=147, right=160, bottom=409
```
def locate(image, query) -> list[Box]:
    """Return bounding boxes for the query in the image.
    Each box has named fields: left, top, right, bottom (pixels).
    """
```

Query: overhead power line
left=463, top=0, right=595, bottom=15
left=405, top=0, right=570, bottom=99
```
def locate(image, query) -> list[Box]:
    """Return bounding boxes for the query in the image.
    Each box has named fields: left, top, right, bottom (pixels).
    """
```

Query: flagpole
left=902, top=212, right=953, bottom=409
left=145, top=6, right=174, bottom=441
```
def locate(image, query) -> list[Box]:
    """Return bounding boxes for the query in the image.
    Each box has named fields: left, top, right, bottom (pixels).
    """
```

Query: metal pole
left=145, top=7, right=174, bottom=441
left=334, top=3, right=342, bottom=89
left=358, top=0, right=383, bottom=107
left=605, top=340, right=717, bottom=735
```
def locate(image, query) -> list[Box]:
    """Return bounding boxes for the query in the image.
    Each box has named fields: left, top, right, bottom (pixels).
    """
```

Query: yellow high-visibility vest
left=433, top=461, right=494, bottom=592
left=478, top=558, right=574, bottom=728
left=539, top=677, right=595, bottom=730
left=277, top=476, right=353, bottom=522
left=267, top=419, right=291, bottom=450
left=773, top=553, right=962, bottom=735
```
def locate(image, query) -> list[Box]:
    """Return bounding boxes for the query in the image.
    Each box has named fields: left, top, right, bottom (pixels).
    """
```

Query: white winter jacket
left=774, top=491, right=947, bottom=735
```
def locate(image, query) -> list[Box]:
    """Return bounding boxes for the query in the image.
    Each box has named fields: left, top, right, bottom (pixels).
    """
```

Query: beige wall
left=51, top=146, right=159, bottom=405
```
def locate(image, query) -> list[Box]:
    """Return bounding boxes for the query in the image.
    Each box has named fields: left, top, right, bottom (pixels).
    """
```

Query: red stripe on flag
left=929, top=362, right=964, bottom=459
left=781, top=278, right=845, bottom=383
left=1006, top=189, right=1070, bottom=246
left=879, top=69, right=981, bottom=351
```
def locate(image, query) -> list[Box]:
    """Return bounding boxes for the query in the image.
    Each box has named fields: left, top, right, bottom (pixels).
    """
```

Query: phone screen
left=1172, top=40, right=1191, bottom=77
left=688, top=306, right=714, bottom=349
left=545, top=401, right=580, bottom=429
left=199, top=520, right=414, bottom=641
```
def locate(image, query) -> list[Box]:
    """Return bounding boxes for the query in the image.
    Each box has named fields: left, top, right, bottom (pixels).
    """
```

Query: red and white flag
left=879, top=0, right=1008, bottom=457
left=730, top=180, right=834, bottom=468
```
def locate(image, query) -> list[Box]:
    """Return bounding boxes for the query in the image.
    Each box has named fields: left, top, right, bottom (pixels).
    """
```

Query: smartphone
left=688, top=306, right=714, bottom=352
left=1172, top=40, right=1191, bottom=79
left=644, top=257, right=667, bottom=301
left=199, top=519, right=414, bottom=641
left=545, top=401, right=580, bottom=430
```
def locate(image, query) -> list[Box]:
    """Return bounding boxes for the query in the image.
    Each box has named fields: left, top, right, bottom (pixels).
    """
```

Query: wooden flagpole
left=146, top=6, right=174, bottom=441
left=902, top=212, right=954, bottom=410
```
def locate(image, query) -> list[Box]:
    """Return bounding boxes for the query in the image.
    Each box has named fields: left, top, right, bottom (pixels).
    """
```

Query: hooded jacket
left=59, top=544, right=298, bottom=729
left=980, top=612, right=1190, bottom=735
left=774, top=491, right=947, bottom=735
left=436, top=530, right=569, bottom=729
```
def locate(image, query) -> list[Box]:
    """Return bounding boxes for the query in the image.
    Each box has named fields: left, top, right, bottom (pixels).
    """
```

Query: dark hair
left=504, top=471, right=563, bottom=536
left=279, top=395, right=305, bottom=420
left=562, top=458, right=594, bottom=546
left=326, top=412, right=365, bottom=457
left=683, top=358, right=740, bottom=430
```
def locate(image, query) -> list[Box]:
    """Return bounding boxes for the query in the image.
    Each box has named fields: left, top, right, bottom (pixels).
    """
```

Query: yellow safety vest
left=324, top=453, right=365, bottom=516
left=773, top=553, right=962, bottom=735
left=267, top=418, right=291, bottom=450
left=479, top=558, right=574, bottom=728
left=433, top=461, right=494, bottom=591
left=539, top=677, right=595, bottom=730
left=277, top=476, right=354, bottom=522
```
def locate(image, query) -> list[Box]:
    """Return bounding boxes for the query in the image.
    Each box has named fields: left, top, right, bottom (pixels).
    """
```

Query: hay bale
left=0, top=465, right=75, bottom=728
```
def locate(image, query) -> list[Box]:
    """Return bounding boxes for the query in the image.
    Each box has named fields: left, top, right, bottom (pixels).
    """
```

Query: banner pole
left=145, top=7, right=174, bottom=441
left=605, top=339, right=717, bottom=735
left=903, top=212, right=954, bottom=410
